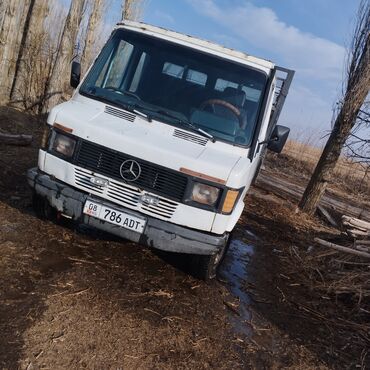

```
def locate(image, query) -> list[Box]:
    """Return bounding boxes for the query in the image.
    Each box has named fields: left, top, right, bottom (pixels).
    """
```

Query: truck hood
left=48, top=98, right=249, bottom=185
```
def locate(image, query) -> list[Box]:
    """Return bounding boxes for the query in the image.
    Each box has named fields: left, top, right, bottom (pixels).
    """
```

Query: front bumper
left=27, top=168, right=228, bottom=255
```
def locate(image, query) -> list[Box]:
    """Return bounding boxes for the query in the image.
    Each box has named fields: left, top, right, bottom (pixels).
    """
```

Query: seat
left=222, top=87, right=246, bottom=109
left=198, top=87, right=249, bottom=131
left=220, top=87, right=248, bottom=129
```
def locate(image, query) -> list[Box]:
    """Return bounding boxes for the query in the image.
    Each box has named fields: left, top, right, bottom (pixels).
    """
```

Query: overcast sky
left=106, top=0, right=362, bottom=142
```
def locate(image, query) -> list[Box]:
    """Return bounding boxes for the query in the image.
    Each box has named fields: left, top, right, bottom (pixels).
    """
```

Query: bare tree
left=81, top=0, right=109, bottom=73
left=122, top=0, right=147, bottom=21
left=0, top=1, right=32, bottom=104
left=46, top=0, right=87, bottom=110
left=0, top=1, right=8, bottom=30
left=299, top=0, right=370, bottom=215
left=345, top=103, right=370, bottom=164
left=0, top=0, right=146, bottom=112
left=344, top=103, right=370, bottom=194
left=31, top=0, right=70, bottom=114
left=11, top=31, right=59, bottom=113
left=0, top=0, right=67, bottom=115
left=9, top=0, right=50, bottom=102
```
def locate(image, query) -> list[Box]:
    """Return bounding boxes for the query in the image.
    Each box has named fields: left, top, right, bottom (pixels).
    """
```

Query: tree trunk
left=9, top=0, right=36, bottom=101
left=298, top=112, right=353, bottom=215
left=81, top=0, right=105, bottom=73
left=46, top=0, right=86, bottom=110
left=0, top=1, right=8, bottom=30
left=0, top=1, right=31, bottom=105
left=8, top=0, right=50, bottom=108
left=122, top=0, right=146, bottom=21
left=299, top=21, right=370, bottom=215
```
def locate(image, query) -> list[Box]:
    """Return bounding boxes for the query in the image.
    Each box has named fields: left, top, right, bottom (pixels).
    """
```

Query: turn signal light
left=222, top=190, right=239, bottom=213
left=41, top=125, right=51, bottom=149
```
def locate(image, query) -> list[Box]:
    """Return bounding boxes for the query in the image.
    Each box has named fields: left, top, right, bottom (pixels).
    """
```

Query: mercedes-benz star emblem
left=119, top=160, right=141, bottom=182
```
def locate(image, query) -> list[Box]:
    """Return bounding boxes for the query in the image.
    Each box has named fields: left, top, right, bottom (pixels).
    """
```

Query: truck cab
left=28, top=21, right=294, bottom=279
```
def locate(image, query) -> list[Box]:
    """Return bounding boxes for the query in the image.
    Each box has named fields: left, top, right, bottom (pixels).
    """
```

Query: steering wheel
left=105, top=86, right=141, bottom=100
left=199, top=99, right=241, bottom=125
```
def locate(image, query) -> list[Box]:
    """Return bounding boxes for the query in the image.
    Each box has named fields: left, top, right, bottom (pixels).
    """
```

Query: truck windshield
left=80, top=29, right=268, bottom=146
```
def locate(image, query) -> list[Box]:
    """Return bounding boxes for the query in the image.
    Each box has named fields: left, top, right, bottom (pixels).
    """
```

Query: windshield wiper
left=111, top=100, right=152, bottom=122
left=139, top=107, right=215, bottom=143
left=82, top=89, right=214, bottom=141
left=83, top=89, right=152, bottom=121
left=176, top=117, right=215, bottom=142
left=107, top=99, right=152, bottom=122
left=129, top=105, right=152, bottom=121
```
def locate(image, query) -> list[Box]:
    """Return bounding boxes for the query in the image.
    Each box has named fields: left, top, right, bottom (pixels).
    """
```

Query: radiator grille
left=74, top=140, right=188, bottom=202
left=75, top=168, right=178, bottom=219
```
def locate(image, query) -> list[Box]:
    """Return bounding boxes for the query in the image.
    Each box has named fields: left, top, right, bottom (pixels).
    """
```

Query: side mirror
left=267, top=125, right=290, bottom=153
left=70, top=61, right=81, bottom=88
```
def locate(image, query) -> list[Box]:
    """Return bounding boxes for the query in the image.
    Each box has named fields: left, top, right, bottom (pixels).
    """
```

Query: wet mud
left=1, top=107, right=361, bottom=369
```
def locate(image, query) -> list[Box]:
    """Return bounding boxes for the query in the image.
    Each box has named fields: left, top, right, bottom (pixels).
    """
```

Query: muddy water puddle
left=219, top=230, right=259, bottom=337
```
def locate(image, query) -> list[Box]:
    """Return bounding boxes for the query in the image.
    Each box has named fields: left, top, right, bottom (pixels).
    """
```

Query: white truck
left=27, top=21, right=294, bottom=279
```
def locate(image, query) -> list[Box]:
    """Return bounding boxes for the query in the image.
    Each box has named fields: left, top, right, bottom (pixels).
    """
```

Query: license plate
left=83, top=200, right=146, bottom=233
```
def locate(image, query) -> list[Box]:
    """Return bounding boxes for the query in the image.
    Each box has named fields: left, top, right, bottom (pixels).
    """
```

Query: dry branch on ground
left=0, top=132, right=32, bottom=146
left=315, top=238, right=370, bottom=258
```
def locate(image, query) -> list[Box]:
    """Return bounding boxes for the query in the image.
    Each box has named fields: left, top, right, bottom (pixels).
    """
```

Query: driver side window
left=96, top=40, right=134, bottom=89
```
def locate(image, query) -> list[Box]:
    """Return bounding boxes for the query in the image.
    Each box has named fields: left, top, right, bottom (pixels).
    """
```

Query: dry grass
left=243, top=188, right=370, bottom=369
left=278, top=139, right=370, bottom=196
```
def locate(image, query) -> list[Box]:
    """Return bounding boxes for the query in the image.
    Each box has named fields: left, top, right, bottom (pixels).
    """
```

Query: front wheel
left=192, top=233, right=231, bottom=280
left=32, top=193, right=55, bottom=220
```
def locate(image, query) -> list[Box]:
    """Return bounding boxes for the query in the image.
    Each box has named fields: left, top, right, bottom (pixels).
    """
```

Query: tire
left=192, top=233, right=231, bottom=281
left=32, top=193, right=55, bottom=220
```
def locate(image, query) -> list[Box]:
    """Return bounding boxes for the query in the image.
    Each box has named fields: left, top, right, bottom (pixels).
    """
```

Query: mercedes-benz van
left=28, top=21, right=294, bottom=279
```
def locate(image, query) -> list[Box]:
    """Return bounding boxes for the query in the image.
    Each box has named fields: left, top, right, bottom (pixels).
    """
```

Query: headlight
left=191, top=182, right=220, bottom=206
left=52, top=132, right=76, bottom=157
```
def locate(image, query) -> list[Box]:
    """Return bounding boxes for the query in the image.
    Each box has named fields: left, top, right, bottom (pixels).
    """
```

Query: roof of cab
left=116, top=20, right=274, bottom=72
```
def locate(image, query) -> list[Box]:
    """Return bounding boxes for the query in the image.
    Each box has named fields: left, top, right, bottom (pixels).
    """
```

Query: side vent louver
left=173, top=129, right=208, bottom=146
left=105, top=105, right=136, bottom=122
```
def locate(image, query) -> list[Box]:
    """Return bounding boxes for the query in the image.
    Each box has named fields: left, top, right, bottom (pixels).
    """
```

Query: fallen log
left=347, top=228, right=370, bottom=238
left=356, top=245, right=370, bottom=253
left=314, top=237, right=370, bottom=258
left=342, top=215, right=370, bottom=231
left=343, top=221, right=369, bottom=232
left=256, top=172, right=370, bottom=222
left=356, top=240, right=370, bottom=246
left=0, top=132, right=33, bottom=146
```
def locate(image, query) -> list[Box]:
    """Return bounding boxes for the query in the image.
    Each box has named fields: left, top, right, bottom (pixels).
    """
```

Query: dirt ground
left=0, top=107, right=369, bottom=369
